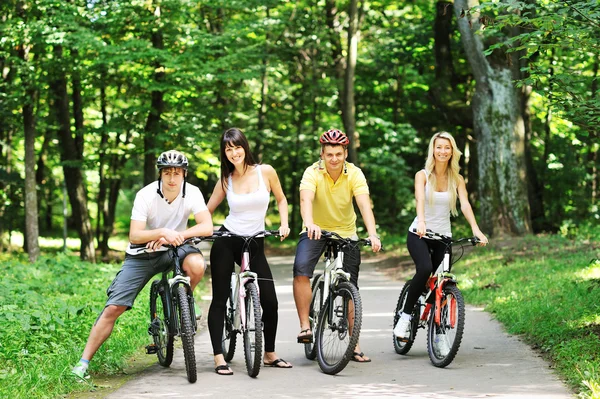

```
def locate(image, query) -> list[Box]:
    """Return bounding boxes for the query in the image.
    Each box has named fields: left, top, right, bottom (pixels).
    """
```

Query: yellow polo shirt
left=299, top=161, right=370, bottom=238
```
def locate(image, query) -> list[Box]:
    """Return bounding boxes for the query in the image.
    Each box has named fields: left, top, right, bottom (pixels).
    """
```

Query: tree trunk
left=50, top=45, right=96, bottom=262
left=143, top=29, right=165, bottom=186
left=454, top=0, right=532, bottom=236
left=341, top=0, right=359, bottom=163
left=18, top=11, right=40, bottom=261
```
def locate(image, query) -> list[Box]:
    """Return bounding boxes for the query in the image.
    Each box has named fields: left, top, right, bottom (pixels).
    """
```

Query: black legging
left=402, top=232, right=448, bottom=314
left=208, top=229, right=279, bottom=354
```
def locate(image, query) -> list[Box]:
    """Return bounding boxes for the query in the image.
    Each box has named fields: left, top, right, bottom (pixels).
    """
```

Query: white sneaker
left=71, top=363, right=90, bottom=382
left=393, top=317, right=411, bottom=338
left=435, top=334, right=450, bottom=357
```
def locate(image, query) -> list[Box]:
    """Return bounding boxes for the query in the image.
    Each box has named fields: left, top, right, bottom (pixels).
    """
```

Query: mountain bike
left=142, top=237, right=205, bottom=383
left=305, top=230, right=373, bottom=375
left=212, top=229, right=281, bottom=378
left=393, top=230, right=481, bottom=368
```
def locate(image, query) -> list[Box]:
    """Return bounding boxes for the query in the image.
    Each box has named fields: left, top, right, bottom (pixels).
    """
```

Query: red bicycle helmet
left=319, top=129, right=350, bottom=146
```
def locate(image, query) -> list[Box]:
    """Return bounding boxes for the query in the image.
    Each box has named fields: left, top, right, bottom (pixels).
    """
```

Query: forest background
left=1, top=0, right=599, bottom=260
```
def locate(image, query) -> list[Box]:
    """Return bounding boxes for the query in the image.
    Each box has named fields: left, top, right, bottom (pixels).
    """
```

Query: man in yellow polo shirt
left=293, top=128, right=382, bottom=363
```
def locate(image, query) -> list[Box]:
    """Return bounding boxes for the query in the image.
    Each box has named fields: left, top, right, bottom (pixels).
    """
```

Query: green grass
left=0, top=250, right=209, bottom=399
left=456, top=234, right=600, bottom=398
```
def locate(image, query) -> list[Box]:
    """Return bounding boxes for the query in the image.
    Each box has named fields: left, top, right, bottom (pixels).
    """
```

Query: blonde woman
left=394, top=132, right=488, bottom=339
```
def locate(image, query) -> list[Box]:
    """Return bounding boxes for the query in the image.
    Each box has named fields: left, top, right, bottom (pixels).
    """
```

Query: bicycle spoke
left=316, top=281, right=362, bottom=375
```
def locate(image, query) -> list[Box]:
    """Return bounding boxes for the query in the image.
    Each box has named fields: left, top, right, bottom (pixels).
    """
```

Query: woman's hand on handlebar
left=278, top=224, right=291, bottom=241
left=472, top=228, right=489, bottom=247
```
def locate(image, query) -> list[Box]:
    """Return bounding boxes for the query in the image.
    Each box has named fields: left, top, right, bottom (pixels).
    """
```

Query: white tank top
left=223, top=165, right=270, bottom=236
left=408, top=170, right=452, bottom=237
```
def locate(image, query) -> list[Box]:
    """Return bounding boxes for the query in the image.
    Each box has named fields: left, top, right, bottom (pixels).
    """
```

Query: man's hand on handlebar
left=368, top=235, right=382, bottom=252
left=305, top=224, right=322, bottom=240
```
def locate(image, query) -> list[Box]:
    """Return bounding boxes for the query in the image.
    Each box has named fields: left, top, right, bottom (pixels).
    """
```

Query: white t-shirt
left=126, top=181, right=208, bottom=254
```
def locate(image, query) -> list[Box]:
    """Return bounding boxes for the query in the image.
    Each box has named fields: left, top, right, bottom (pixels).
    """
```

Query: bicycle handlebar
left=412, top=229, right=481, bottom=246
left=130, top=230, right=282, bottom=252
left=321, top=230, right=381, bottom=250
left=209, top=230, right=281, bottom=239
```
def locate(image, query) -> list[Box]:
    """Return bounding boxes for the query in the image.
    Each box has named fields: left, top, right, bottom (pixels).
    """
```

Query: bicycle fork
left=421, top=251, right=458, bottom=328
left=233, top=251, right=259, bottom=332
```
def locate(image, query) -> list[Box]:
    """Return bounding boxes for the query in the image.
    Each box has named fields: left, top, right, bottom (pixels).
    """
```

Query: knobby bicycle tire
left=427, top=284, right=465, bottom=368
left=316, top=281, right=362, bottom=375
left=305, top=273, right=324, bottom=360
left=176, top=285, right=197, bottom=383
left=393, top=280, right=419, bottom=355
left=149, top=280, right=174, bottom=367
left=243, top=281, right=263, bottom=377
left=222, top=294, right=237, bottom=362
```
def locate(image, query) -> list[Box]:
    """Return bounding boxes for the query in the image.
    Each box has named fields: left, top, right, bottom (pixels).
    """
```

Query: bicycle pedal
left=148, top=319, right=160, bottom=335
left=145, top=344, right=158, bottom=354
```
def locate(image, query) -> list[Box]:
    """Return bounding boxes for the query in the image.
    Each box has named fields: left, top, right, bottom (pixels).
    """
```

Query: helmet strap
left=182, top=178, right=187, bottom=199
left=156, top=177, right=164, bottom=199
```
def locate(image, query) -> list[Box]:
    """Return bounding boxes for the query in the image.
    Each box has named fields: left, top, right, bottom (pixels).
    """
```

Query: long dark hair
left=219, top=127, right=257, bottom=190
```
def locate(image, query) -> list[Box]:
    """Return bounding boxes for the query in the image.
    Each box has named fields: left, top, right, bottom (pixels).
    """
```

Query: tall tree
left=50, top=45, right=96, bottom=262
left=17, top=0, right=40, bottom=261
left=454, top=0, right=532, bottom=236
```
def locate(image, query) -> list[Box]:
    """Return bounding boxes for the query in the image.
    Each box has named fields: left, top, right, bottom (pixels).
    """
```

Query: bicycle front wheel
left=222, top=294, right=237, bottom=362
left=149, top=280, right=174, bottom=367
left=427, top=283, right=465, bottom=368
left=243, top=281, right=263, bottom=377
left=305, top=273, right=323, bottom=360
left=176, top=285, right=197, bottom=383
left=393, top=280, right=419, bottom=355
left=316, top=281, right=362, bottom=375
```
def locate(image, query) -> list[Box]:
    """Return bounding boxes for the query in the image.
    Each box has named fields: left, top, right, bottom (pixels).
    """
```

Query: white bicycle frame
left=229, top=250, right=259, bottom=332
left=319, top=245, right=351, bottom=305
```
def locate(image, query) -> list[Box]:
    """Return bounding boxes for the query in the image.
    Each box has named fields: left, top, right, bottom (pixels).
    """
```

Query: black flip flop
left=214, top=364, right=233, bottom=375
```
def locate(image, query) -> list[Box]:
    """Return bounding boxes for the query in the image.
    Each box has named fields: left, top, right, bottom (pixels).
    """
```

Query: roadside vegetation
left=2, top=227, right=599, bottom=398
left=0, top=241, right=210, bottom=399
left=455, top=226, right=600, bottom=399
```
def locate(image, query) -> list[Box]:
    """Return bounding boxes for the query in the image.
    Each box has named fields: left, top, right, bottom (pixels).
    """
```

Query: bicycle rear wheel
left=427, top=283, right=465, bottom=368
left=149, top=280, right=174, bottom=367
left=393, top=280, right=419, bottom=355
left=243, top=281, right=263, bottom=377
left=305, top=273, right=323, bottom=360
left=222, top=294, right=237, bottom=362
left=176, top=285, right=197, bottom=383
left=316, top=281, right=362, bottom=375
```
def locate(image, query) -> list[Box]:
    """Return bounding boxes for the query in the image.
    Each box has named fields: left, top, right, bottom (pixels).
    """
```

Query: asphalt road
left=104, top=254, right=573, bottom=399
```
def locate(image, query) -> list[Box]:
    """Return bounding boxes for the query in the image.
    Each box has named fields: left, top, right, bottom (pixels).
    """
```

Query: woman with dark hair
left=207, top=127, right=292, bottom=375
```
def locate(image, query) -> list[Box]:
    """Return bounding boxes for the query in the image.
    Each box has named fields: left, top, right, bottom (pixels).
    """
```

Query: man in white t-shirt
left=71, top=150, right=213, bottom=381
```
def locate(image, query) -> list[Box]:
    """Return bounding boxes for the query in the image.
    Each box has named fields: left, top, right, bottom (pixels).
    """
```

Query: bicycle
left=141, top=237, right=205, bottom=383
left=304, top=230, right=373, bottom=375
left=210, top=229, right=281, bottom=378
left=393, top=230, right=481, bottom=368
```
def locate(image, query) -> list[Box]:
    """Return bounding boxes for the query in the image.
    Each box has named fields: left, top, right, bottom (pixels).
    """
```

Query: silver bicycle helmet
left=156, top=150, right=189, bottom=199
left=156, top=150, right=189, bottom=170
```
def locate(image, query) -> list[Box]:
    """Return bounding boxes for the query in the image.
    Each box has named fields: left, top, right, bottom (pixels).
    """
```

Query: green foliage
left=0, top=253, right=166, bottom=398
left=460, top=235, right=600, bottom=397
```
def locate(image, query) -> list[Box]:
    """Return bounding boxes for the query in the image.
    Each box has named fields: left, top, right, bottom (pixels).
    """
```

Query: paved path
left=105, top=255, right=573, bottom=399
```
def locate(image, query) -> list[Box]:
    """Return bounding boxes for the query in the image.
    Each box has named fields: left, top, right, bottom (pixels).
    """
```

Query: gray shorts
left=106, top=244, right=203, bottom=310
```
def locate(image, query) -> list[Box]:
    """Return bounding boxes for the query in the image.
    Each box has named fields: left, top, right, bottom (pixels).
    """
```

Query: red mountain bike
left=393, top=230, right=481, bottom=367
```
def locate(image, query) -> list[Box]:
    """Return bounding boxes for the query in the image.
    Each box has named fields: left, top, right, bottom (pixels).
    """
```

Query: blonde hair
left=424, top=131, right=462, bottom=216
